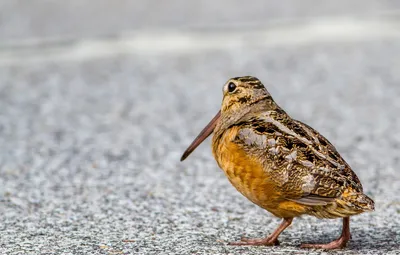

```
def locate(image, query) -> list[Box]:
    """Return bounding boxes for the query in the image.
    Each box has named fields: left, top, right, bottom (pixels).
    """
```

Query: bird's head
left=220, top=76, right=271, bottom=115
left=180, top=76, right=274, bottom=161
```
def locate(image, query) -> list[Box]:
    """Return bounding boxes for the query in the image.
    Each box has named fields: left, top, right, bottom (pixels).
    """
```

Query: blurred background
left=0, top=1, right=399, bottom=254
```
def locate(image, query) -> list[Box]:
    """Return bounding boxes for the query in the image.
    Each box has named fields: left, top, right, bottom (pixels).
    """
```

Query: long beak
left=180, top=110, right=221, bottom=161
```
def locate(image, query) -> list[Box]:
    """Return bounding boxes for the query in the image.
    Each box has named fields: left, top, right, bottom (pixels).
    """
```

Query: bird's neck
left=213, top=97, right=280, bottom=142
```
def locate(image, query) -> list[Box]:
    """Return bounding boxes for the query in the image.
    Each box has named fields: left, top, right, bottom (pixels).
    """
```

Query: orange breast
left=212, top=126, right=307, bottom=218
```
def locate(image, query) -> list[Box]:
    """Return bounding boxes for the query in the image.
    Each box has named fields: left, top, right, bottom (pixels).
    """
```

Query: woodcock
left=180, top=76, right=374, bottom=249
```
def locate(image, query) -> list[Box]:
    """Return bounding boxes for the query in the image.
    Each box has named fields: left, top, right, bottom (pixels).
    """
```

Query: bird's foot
left=229, top=236, right=280, bottom=246
left=301, top=235, right=349, bottom=250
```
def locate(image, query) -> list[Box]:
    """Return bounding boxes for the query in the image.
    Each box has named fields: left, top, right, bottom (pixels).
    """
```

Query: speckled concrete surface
left=0, top=2, right=400, bottom=255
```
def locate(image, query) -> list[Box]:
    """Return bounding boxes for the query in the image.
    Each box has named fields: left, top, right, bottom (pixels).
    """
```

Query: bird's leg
left=229, top=217, right=293, bottom=246
left=301, top=217, right=351, bottom=249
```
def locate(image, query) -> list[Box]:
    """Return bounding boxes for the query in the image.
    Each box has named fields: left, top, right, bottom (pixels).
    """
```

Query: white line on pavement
left=1, top=17, right=400, bottom=65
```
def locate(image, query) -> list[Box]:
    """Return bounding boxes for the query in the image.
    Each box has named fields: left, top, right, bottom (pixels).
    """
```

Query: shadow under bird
left=180, top=76, right=374, bottom=249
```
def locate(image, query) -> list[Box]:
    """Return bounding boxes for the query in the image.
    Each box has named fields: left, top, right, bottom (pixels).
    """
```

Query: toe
left=301, top=243, right=323, bottom=249
left=228, top=238, right=279, bottom=246
left=300, top=239, right=347, bottom=250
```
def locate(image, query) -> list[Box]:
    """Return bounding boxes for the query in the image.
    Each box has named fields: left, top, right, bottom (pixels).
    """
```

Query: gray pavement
left=0, top=2, right=400, bottom=255
left=1, top=0, right=400, bottom=42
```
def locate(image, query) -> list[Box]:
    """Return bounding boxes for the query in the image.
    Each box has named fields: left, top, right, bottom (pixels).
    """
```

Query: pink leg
left=301, top=217, right=351, bottom=249
left=229, top=218, right=293, bottom=246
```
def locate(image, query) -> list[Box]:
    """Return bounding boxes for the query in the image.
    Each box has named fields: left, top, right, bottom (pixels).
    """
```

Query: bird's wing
left=233, top=110, right=363, bottom=205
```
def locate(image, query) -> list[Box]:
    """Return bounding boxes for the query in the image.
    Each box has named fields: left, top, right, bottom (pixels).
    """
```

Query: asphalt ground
left=0, top=2, right=400, bottom=255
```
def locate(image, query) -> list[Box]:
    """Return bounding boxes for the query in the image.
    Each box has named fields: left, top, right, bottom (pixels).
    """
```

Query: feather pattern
left=211, top=76, right=374, bottom=219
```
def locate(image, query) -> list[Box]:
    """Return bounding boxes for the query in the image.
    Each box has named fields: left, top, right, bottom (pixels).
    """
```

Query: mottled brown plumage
left=181, top=76, right=374, bottom=249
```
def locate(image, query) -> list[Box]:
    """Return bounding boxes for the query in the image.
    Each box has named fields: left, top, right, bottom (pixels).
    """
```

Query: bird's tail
left=340, top=190, right=375, bottom=212
left=355, top=193, right=375, bottom=211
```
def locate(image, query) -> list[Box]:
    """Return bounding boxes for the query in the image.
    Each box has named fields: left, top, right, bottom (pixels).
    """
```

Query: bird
left=180, top=76, right=374, bottom=249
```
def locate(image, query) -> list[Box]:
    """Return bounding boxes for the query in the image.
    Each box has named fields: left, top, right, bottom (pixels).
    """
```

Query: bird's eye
left=228, top=82, right=236, bottom=93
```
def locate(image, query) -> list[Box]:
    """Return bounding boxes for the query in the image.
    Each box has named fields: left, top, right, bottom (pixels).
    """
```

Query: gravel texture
left=0, top=2, right=400, bottom=255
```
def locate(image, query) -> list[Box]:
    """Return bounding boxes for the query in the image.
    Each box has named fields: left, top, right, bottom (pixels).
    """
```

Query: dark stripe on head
left=246, top=81, right=264, bottom=89
left=237, top=76, right=259, bottom=82
left=237, top=95, right=251, bottom=104
left=231, top=76, right=265, bottom=89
